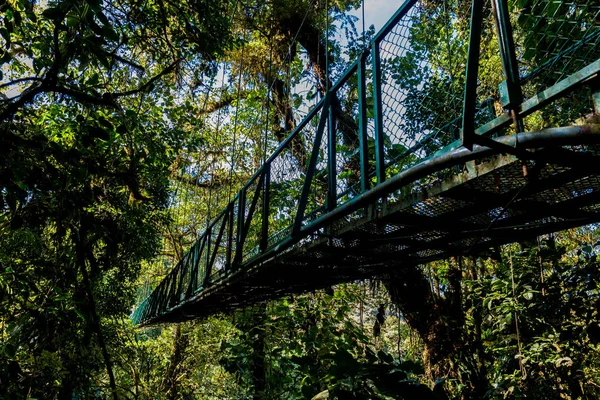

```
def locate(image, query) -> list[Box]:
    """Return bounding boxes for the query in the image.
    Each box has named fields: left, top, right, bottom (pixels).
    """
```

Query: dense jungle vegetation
left=1, top=0, right=600, bottom=398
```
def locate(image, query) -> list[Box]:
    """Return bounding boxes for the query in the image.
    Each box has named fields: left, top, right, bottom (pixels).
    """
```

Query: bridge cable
left=361, top=0, right=365, bottom=41
left=236, top=0, right=315, bottom=166
left=227, top=28, right=247, bottom=202
left=205, top=0, right=244, bottom=222
left=325, top=0, right=329, bottom=92
left=170, top=0, right=243, bottom=250
left=136, top=64, right=222, bottom=308
left=143, top=0, right=326, bottom=314
left=263, top=15, right=274, bottom=164
left=135, top=0, right=243, bottom=315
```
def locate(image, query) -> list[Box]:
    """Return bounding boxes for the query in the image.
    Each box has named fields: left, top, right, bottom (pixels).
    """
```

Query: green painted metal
left=260, top=164, right=270, bottom=251
left=357, top=54, right=369, bottom=193
left=293, top=93, right=331, bottom=236
left=492, top=0, right=522, bottom=108
left=371, top=40, right=386, bottom=184
left=491, top=0, right=524, bottom=133
left=327, top=100, right=337, bottom=212
left=461, top=0, right=484, bottom=150
left=132, top=0, right=600, bottom=326
left=234, top=189, right=245, bottom=267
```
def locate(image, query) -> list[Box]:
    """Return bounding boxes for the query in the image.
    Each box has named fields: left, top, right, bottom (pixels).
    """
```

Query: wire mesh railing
left=133, top=0, right=600, bottom=325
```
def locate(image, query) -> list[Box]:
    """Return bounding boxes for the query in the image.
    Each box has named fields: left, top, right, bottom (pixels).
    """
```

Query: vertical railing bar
left=176, top=253, right=188, bottom=301
left=153, top=284, right=163, bottom=316
left=260, top=163, right=271, bottom=252
left=159, top=277, right=169, bottom=313
left=197, top=234, right=208, bottom=289
left=167, top=270, right=178, bottom=308
left=150, top=284, right=161, bottom=317
left=179, top=248, right=194, bottom=300
left=161, top=275, right=170, bottom=311
left=194, top=239, right=202, bottom=289
left=234, top=189, right=246, bottom=266
left=208, top=214, right=229, bottom=274
left=327, top=97, right=337, bottom=211
left=293, top=93, right=332, bottom=236
left=185, top=243, right=196, bottom=296
left=461, top=0, right=485, bottom=150
left=202, top=225, right=212, bottom=287
left=242, top=173, right=264, bottom=240
left=358, top=54, right=370, bottom=193
left=371, top=40, right=386, bottom=183
left=194, top=239, right=203, bottom=291
left=186, top=240, right=200, bottom=296
left=492, top=0, right=524, bottom=133
left=160, top=278, right=169, bottom=312
left=165, top=272, right=174, bottom=310
left=226, top=203, right=234, bottom=272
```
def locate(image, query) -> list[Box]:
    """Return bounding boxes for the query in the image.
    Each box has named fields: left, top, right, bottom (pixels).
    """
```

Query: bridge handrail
left=133, top=0, right=600, bottom=325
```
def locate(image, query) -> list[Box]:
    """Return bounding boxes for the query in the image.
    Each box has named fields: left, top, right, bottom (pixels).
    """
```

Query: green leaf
left=4, top=343, right=16, bottom=358
left=377, top=350, right=394, bottom=364
left=75, top=309, right=86, bottom=321
left=96, top=11, right=109, bottom=25
left=66, top=15, right=79, bottom=27
left=87, top=73, right=99, bottom=86
left=42, top=7, right=63, bottom=20
left=102, top=24, right=119, bottom=41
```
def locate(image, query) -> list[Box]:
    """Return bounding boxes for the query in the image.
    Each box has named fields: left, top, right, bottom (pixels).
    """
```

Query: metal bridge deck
left=133, top=0, right=600, bottom=325
left=152, top=142, right=600, bottom=323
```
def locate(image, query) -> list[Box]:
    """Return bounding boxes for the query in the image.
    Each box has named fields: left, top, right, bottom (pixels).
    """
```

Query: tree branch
left=1, top=59, right=181, bottom=121
left=112, top=59, right=181, bottom=98
left=53, top=85, right=119, bottom=108
left=201, top=89, right=251, bottom=114
left=0, top=77, right=43, bottom=90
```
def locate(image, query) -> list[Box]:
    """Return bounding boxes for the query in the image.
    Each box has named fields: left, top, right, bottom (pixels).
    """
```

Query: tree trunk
left=383, top=259, right=489, bottom=398
left=251, top=305, right=267, bottom=399
left=164, top=325, right=188, bottom=400
left=76, top=227, right=119, bottom=400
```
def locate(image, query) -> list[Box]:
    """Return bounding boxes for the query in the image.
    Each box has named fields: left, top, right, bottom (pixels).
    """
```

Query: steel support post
left=260, top=164, right=271, bottom=251
left=358, top=54, right=370, bottom=192
left=492, top=0, right=524, bottom=133
left=371, top=40, right=386, bottom=183
left=234, top=189, right=246, bottom=267
left=293, top=94, right=331, bottom=236
left=186, top=242, right=199, bottom=296
left=203, top=225, right=212, bottom=285
left=461, top=0, right=484, bottom=150
left=327, top=100, right=337, bottom=211
left=226, top=204, right=234, bottom=272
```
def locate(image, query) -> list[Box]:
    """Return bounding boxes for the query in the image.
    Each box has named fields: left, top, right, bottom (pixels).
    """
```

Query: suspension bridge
left=133, top=0, right=600, bottom=325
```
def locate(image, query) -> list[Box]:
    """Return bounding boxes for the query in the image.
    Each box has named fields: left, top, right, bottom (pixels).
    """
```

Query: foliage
left=220, top=286, right=444, bottom=400
left=0, top=0, right=231, bottom=397
left=2, top=0, right=600, bottom=399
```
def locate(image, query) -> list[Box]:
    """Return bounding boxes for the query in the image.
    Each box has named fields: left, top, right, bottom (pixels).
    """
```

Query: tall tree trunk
left=163, top=241, right=188, bottom=400
left=75, top=227, right=119, bottom=400
left=251, top=305, right=267, bottom=399
left=383, top=260, right=489, bottom=398
left=164, top=325, right=188, bottom=400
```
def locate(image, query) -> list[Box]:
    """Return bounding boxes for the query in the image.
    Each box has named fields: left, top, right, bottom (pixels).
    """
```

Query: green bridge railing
left=133, top=0, right=600, bottom=325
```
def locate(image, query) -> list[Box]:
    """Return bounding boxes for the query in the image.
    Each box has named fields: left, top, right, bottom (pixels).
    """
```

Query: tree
left=0, top=0, right=232, bottom=397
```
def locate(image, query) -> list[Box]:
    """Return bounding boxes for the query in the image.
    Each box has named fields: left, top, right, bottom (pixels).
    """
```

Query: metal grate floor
left=151, top=149, right=600, bottom=324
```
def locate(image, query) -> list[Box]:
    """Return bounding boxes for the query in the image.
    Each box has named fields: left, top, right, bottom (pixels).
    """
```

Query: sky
left=350, top=0, right=402, bottom=33
left=1, top=1, right=404, bottom=99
